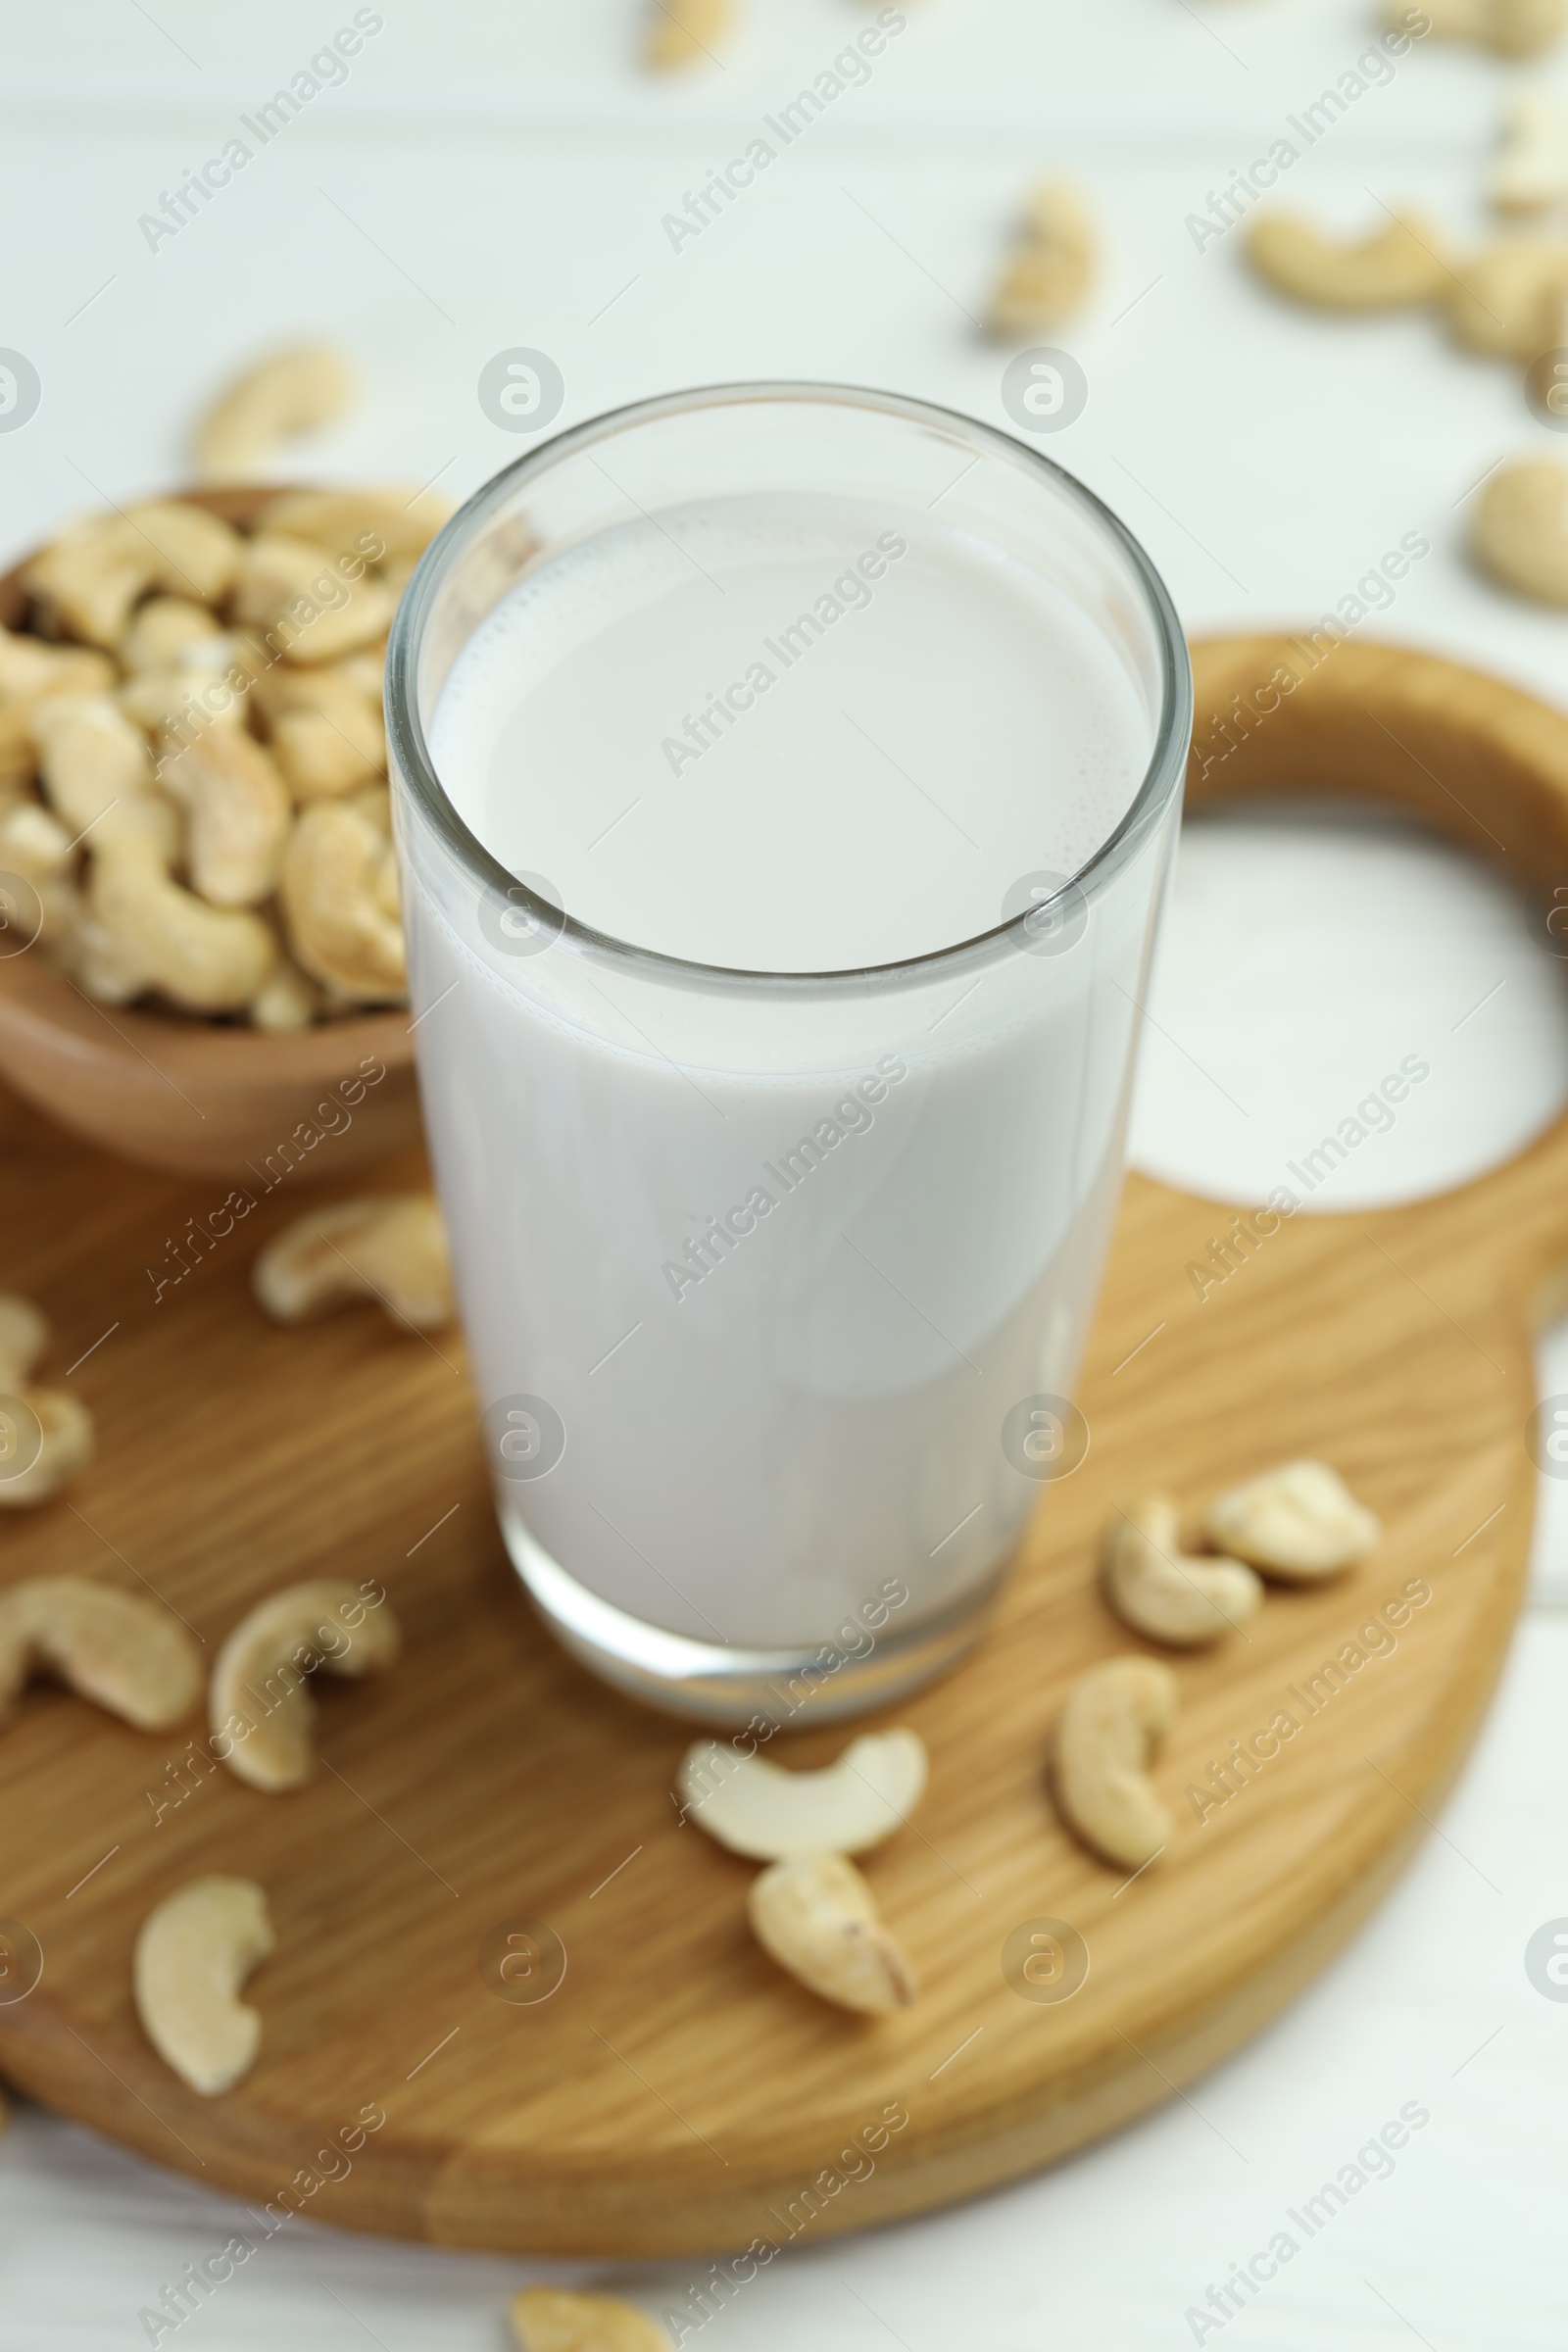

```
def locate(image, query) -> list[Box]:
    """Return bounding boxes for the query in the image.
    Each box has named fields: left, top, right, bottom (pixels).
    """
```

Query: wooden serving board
left=0, top=638, right=1561, bottom=2259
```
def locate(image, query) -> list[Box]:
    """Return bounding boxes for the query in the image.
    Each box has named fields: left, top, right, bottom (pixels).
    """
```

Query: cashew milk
left=404, top=491, right=1173, bottom=1672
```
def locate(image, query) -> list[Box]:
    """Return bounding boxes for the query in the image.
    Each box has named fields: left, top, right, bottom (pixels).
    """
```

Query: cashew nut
left=1102, top=1497, right=1263, bottom=1649
left=252, top=1195, right=452, bottom=1330
left=0, top=801, right=77, bottom=950
left=0, top=1298, right=95, bottom=1510
left=133, top=1877, right=273, bottom=2095
left=0, top=1576, right=201, bottom=1728
left=1395, top=0, right=1566, bottom=53
left=0, top=630, right=119, bottom=791
left=1491, top=92, right=1568, bottom=216
left=990, top=180, right=1095, bottom=339
left=233, top=534, right=395, bottom=667
left=257, top=485, right=453, bottom=570
left=1471, top=458, right=1568, bottom=606
left=511, top=2290, right=673, bottom=2352
left=1248, top=210, right=1454, bottom=309
left=249, top=946, right=322, bottom=1033
left=160, top=731, right=291, bottom=907
left=645, top=0, right=734, bottom=70
left=250, top=662, right=385, bottom=798
left=89, top=793, right=277, bottom=1012
left=24, top=503, right=241, bottom=649
left=748, top=1851, right=918, bottom=2014
left=279, top=798, right=405, bottom=1000
left=193, top=345, right=357, bottom=482
left=120, top=595, right=224, bottom=674
left=32, top=694, right=153, bottom=834
left=209, top=1579, right=401, bottom=1792
left=1446, top=238, right=1568, bottom=356
left=1202, top=1459, right=1379, bottom=1583
left=119, top=648, right=247, bottom=752
left=679, top=1728, right=927, bottom=1858
left=1054, top=1656, right=1176, bottom=1871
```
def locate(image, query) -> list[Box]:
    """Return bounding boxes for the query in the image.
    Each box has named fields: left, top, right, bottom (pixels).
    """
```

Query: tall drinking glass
left=386, top=383, right=1191, bottom=1725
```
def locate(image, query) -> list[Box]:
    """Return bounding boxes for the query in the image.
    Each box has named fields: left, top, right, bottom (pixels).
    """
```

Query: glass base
left=499, top=1501, right=1004, bottom=1727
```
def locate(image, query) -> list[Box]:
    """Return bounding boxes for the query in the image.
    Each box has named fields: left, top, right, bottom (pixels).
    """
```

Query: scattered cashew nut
left=210, top=1578, right=401, bottom=1792
left=748, top=1851, right=917, bottom=2014
left=679, top=1728, right=927, bottom=1858
left=1446, top=238, right=1568, bottom=356
left=511, top=2290, right=673, bottom=2352
left=161, top=730, right=291, bottom=907
left=1202, top=1459, right=1380, bottom=1583
left=133, top=1876, right=273, bottom=2095
left=194, top=345, right=357, bottom=482
left=1472, top=458, right=1568, bottom=606
left=1395, top=0, right=1566, bottom=54
left=0, top=1576, right=201, bottom=1729
left=252, top=1196, right=451, bottom=1330
left=0, top=1298, right=95, bottom=1510
left=1102, top=1497, right=1263, bottom=1649
left=1491, top=92, right=1568, bottom=216
left=1247, top=210, right=1453, bottom=310
left=1054, top=1656, right=1176, bottom=1871
left=990, top=180, right=1095, bottom=339
left=279, top=798, right=405, bottom=1000
left=646, top=0, right=734, bottom=70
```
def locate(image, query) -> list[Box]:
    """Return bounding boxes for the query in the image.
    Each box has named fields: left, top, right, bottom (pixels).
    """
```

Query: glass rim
left=385, top=378, right=1193, bottom=996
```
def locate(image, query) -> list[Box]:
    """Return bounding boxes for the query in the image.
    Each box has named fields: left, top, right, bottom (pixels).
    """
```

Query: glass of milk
left=386, top=384, right=1191, bottom=1726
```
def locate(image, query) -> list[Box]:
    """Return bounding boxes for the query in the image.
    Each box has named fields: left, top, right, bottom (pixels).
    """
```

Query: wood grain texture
left=0, top=636, right=1558, bottom=2258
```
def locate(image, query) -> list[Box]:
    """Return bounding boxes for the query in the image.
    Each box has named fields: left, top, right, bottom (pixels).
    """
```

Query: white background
left=3, top=1, right=1568, bottom=2344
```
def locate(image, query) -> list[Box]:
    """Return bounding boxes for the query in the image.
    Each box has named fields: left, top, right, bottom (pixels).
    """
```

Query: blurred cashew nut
left=251, top=1195, right=452, bottom=1330
left=749, top=1851, right=918, bottom=2014
left=161, top=730, right=291, bottom=906
left=0, top=1575, right=201, bottom=1728
left=88, top=794, right=277, bottom=1011
left=990, top=180, right=1096, bottom=338
left=0, top=1298, right=95, bottom=1510
left=1102, top=1497, right=1263, bottom=1648
left=133, top=1877, right=273, bottom=2095
left=1054, top=1656, right=1176, bottom=1871
left=279, top=799, right=405, bottom=1000
left=24, top=503, right=241, bottom=648
left=193, top=345, right=357, bottom=482
left=1248, top=211, right=1453, bottom=309
left=210, top=1578, right=401, bottom=1791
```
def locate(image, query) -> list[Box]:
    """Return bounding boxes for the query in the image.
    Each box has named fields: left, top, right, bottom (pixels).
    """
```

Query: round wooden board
left=0, top=638, right=1563, bottom=2259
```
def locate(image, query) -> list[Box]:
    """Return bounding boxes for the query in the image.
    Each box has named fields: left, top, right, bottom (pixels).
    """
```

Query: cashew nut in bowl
left=133, top=1877, right=273, bottom=2095
left=511, top=2290, right=674, bottom=2352
left=119, top=649, right=247, bottom=752
left=645, top=0, right=734, bottom=71
left=0, top=1577, right=201, bottom=1728
left=1203, top=1459, right=1380, bottom=1582
left=119, top=595, right=224, bottom=674
left=257, top=484, right=454, bottom=570
left=749, top=1851, right=918, bottom=2014
left=210, top=1578, right=401, bottom=1792
left=279, top=799, right=405, bottom=1001
left=1102, top=1496, right=1263, bottom=1648
left=1247, top=211, right=1453, bottom=309
left=1446, top=239, right=1568, bottom=356
left=32, top=694, right=154, bottom=834
left=252, top=1195, right=452, bottom=1330
left=1054, top=1656, right=1176, bottom=1871
left=990, top=180, right=1096, bottom=339
left=0, top=802, right=78, bottom=956
left=24, top=502, right=241, bottom=648
left=1395, top=0, right=1566, bottom=52
left=88, top=794, right=278, bottom=1013
left=1471, top=458, right=1568, bottom=609
left=250, top=662, right=384, bottom=798
left=679, top=1728, right=928, bottom=1857
left=0, top=1298, right=96, bottom=1511
left=248, top=946, right=322, bottom=1033
left=160, top=731, right=291, bottom=907
left=193, top=345, right=357, bottom=482
left=0, top=628, right=117, bottom=791
left=233, top=533, right=395, bottom=666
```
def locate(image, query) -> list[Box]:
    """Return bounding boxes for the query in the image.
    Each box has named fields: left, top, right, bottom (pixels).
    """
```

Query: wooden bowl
left=0, top=486, right=416, bottom=1179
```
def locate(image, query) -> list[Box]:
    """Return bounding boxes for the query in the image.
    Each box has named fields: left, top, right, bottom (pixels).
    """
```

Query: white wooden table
left=2, top=3, right=1566, bottom=2342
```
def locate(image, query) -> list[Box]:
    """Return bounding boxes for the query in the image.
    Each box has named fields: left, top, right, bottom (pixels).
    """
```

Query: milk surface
left=408, top=491, right=1170, bottom=1657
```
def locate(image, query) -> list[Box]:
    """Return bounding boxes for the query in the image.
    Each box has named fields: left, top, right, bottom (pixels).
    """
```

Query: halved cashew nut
left=279, top=799, right=405, bottom=1000
left=133, top=1877, right=273, bottom=2095
left=749, top=1851, right=918, bottom=2014
left=233, top=534, right=395, bottom=666
left=990, top=180, right=1095, bottom=338
left=511, top=2290, right=673, bottom=2352
left=32, top=694, right=153, bottom=833
left=252, top=1196, right=452, bottom=1330
left=250, top=662, right=385, bottom=798
left=161, top=731, right=291, bottom=907
left=1491, top=93, right=1568, bottom=215
left=1472, top=458, right=1568, bottom=607
left=24, top=504, right=241, bottom=649
left=1446, top=239, right=1568, bottom=357
left=194, top=345, right=357, bottom=482
left=1102, top=1497, right=1263, bottom=1649
left=0, top=1576, right=201, bottom=1728
left=89, top=795, right=277, bottom=1012
left=646, top=0, right=734, bottom=70
left=1054, top=1656, right=1176, bottom=1871
left=679, top=1728, right=927, bottom=1858
left=1247, top=210, right=1453, bottom=309
left=258, top=484, right=453, bottom=570
left=210, top=1579, right=401, bottom=1792
left=0, top=1298, right=95, bottom=1510
left=1203, top=1459, right=1379, bottom=1583
left=1396, top=0, right=1566, bottom=54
